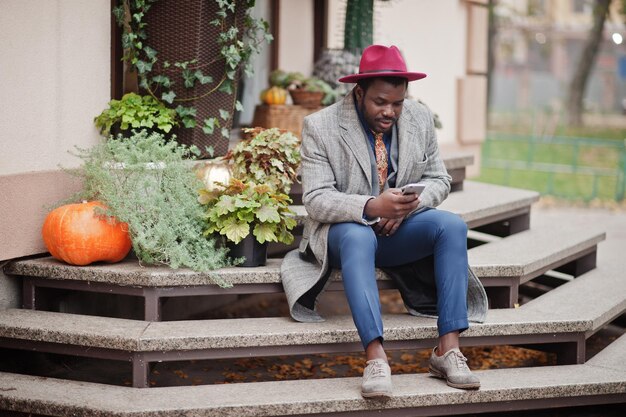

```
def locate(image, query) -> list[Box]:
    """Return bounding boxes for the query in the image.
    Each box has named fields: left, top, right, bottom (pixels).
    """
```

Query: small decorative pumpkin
left=260, top=86, right=288, bottom=105
left=42, top=201, right=132, bottom=266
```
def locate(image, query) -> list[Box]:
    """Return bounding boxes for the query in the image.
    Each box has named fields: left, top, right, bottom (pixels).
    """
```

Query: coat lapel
left=395, top=105, right=421, bottom=186
left=339, top=92, right=373, bottom=187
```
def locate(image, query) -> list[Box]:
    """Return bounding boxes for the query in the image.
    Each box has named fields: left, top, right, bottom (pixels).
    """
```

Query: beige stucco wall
left=0, top=0, right=110, bottom=176
left=277, top=0, right=315, bottom=75
left=0, top=0, right=110, bottom=260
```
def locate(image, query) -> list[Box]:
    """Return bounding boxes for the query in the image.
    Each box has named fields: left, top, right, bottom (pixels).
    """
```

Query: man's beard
left=359, top=99, right=397, bottom=134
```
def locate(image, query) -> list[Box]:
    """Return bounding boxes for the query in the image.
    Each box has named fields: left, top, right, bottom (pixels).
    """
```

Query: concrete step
left=1, top=334, right=625, bottom=416
left=6, top=216, right=602, bottom=317
left=468, top=224, right=605, bottom=307
left=440, top=151, right=475, bottom=192
left=2, top=263, right=622, bottom=389
left=2, top=259, right=623, bottom=388
left=439, top=180, right=539, bottom=231
left=523, top=260, right=626, bottom=338
left=0, top=306, right=592, bottom=354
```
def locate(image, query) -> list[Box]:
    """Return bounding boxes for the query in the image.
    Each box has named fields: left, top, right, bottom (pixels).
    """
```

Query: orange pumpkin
left=42, top=201, right=132, bottom=266
left=260, top=86, right=288, bottom=105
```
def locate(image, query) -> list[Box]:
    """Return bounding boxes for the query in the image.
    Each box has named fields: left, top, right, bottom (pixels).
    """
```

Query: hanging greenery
left=112, top=0, right=272, bottom=141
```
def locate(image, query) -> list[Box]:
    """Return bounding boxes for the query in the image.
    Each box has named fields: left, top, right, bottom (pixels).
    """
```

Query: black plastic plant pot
left=226, top=236, right=268, bottom=267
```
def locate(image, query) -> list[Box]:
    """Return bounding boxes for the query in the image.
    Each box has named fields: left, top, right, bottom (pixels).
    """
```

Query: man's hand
left=364, top=188, right=420, bottom=220
left=373, top=217, right=404, bottom=236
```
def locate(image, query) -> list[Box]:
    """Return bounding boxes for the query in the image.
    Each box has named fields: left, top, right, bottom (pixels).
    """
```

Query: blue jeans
left=327, top=209, right=469, bottom=349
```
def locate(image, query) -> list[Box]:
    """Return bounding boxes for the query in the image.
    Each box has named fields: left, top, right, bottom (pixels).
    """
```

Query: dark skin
left=358, top=78, right=420, bottom=237
left=355, top=78, right=460, bottom=363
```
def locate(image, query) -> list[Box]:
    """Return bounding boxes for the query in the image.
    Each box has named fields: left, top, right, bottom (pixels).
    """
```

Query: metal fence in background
left=480, top=133, right=626, bottom=201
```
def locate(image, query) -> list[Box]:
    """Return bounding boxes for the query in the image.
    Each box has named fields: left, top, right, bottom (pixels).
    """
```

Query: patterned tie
left=374, top=132, right=388, bottom=192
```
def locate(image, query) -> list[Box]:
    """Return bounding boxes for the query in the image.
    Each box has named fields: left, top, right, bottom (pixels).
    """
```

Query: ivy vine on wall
left=112, top=0, right=272, bottom=143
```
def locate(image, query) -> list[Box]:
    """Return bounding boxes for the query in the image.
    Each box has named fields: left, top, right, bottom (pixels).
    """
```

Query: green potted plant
left=224, top=127, right=301, bottom=194
left=94, top=92, right=178, bottom=138
left=292, top=76, right=340, bottom=106
left=269, top=70, right=339, bottom=107
left=199, top=178, right=297, bottom=267
left=68, top=129, right=232, bottom=286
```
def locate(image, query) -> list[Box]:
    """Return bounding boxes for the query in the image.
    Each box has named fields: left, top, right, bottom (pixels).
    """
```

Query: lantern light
left=195, top=160, right=232, bottom=191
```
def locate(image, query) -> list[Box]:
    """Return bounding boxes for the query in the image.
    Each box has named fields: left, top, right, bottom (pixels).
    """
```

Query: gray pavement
left=531, top=199, right=626, bottom=266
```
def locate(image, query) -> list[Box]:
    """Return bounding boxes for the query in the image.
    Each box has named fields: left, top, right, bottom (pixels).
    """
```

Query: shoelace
left=452, top=351, right=470, bottom=370
left=367, top=361, right=388, bottom=378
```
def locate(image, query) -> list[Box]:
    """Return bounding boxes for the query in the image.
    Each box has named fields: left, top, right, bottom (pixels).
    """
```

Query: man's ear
left=355, top=85, right=363, bottom=101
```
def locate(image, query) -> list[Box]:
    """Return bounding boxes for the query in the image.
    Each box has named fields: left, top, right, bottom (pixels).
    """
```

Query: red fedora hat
left=338, top=45, right=426, bottom=83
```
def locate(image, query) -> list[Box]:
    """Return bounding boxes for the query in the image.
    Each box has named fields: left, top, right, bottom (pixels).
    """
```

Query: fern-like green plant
left=224, top=127, right=301, bottom=194
left=200, top=178, right=297, bottom=245
left=70, top=130, right=232, bottom=286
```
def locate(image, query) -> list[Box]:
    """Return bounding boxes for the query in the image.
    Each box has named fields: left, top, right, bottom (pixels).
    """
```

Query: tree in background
left=566, top=0, right=613, bottom=126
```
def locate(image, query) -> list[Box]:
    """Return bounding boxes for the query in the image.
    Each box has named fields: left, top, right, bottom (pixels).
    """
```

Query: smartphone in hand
left=400, top=183, right=426, bottom=196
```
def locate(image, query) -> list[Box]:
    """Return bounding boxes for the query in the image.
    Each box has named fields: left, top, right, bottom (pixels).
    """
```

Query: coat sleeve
left=414, top=105, right=451, bottom=211
left=301, top=116, right=373, bottom=224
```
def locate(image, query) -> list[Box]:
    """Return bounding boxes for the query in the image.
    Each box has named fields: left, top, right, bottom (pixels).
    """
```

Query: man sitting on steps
left=280, top=44, right=488, bottom=398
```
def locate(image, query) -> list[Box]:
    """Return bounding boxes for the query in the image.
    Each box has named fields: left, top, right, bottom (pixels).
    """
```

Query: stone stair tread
left=6, top=217, right=601, bottom=289
left=523, top=260, right=626, bottom=335
left=438, top=180, right=539, bottom=227
left=5, top=256, right=284, bottom=287
left=587, top=333, right=626, bottom=372
left=468, top=224, right=605, bottom=278
left=0, top=307, right=591, bottom=352
left=1, top=360, right=625, bottom=416
left=440, top=151, right=475, bottom=169
left=0, top=309, right=148, bottom=350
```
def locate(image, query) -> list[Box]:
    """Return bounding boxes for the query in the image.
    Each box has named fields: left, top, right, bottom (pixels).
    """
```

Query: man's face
left=355, top=78, right=407, bottom=134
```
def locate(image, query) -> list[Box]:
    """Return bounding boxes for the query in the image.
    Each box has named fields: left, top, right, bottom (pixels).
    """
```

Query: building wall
left=0, top=0, right=110, bottom=260
left=277, top=0, right=315, bottom=75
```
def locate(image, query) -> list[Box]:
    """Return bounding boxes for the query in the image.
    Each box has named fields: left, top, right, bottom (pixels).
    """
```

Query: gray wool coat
left=281, top=91, right=488, bottom=324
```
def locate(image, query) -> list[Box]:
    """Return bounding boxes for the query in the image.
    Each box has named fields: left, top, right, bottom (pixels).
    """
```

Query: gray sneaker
left=361, top=358, right=393, bottom=398
left=429, top=347, right=480, bottom=389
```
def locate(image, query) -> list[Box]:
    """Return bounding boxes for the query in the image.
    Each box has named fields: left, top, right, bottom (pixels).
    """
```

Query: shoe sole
left=361, top=390, right=393, bottom=399
left=428, top=366, right=481, bottom=390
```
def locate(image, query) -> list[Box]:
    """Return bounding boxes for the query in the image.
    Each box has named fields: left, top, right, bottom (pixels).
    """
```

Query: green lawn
left=488, top=111, right=626, bottom=141
left=474, top=126, right=625, bottom=201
